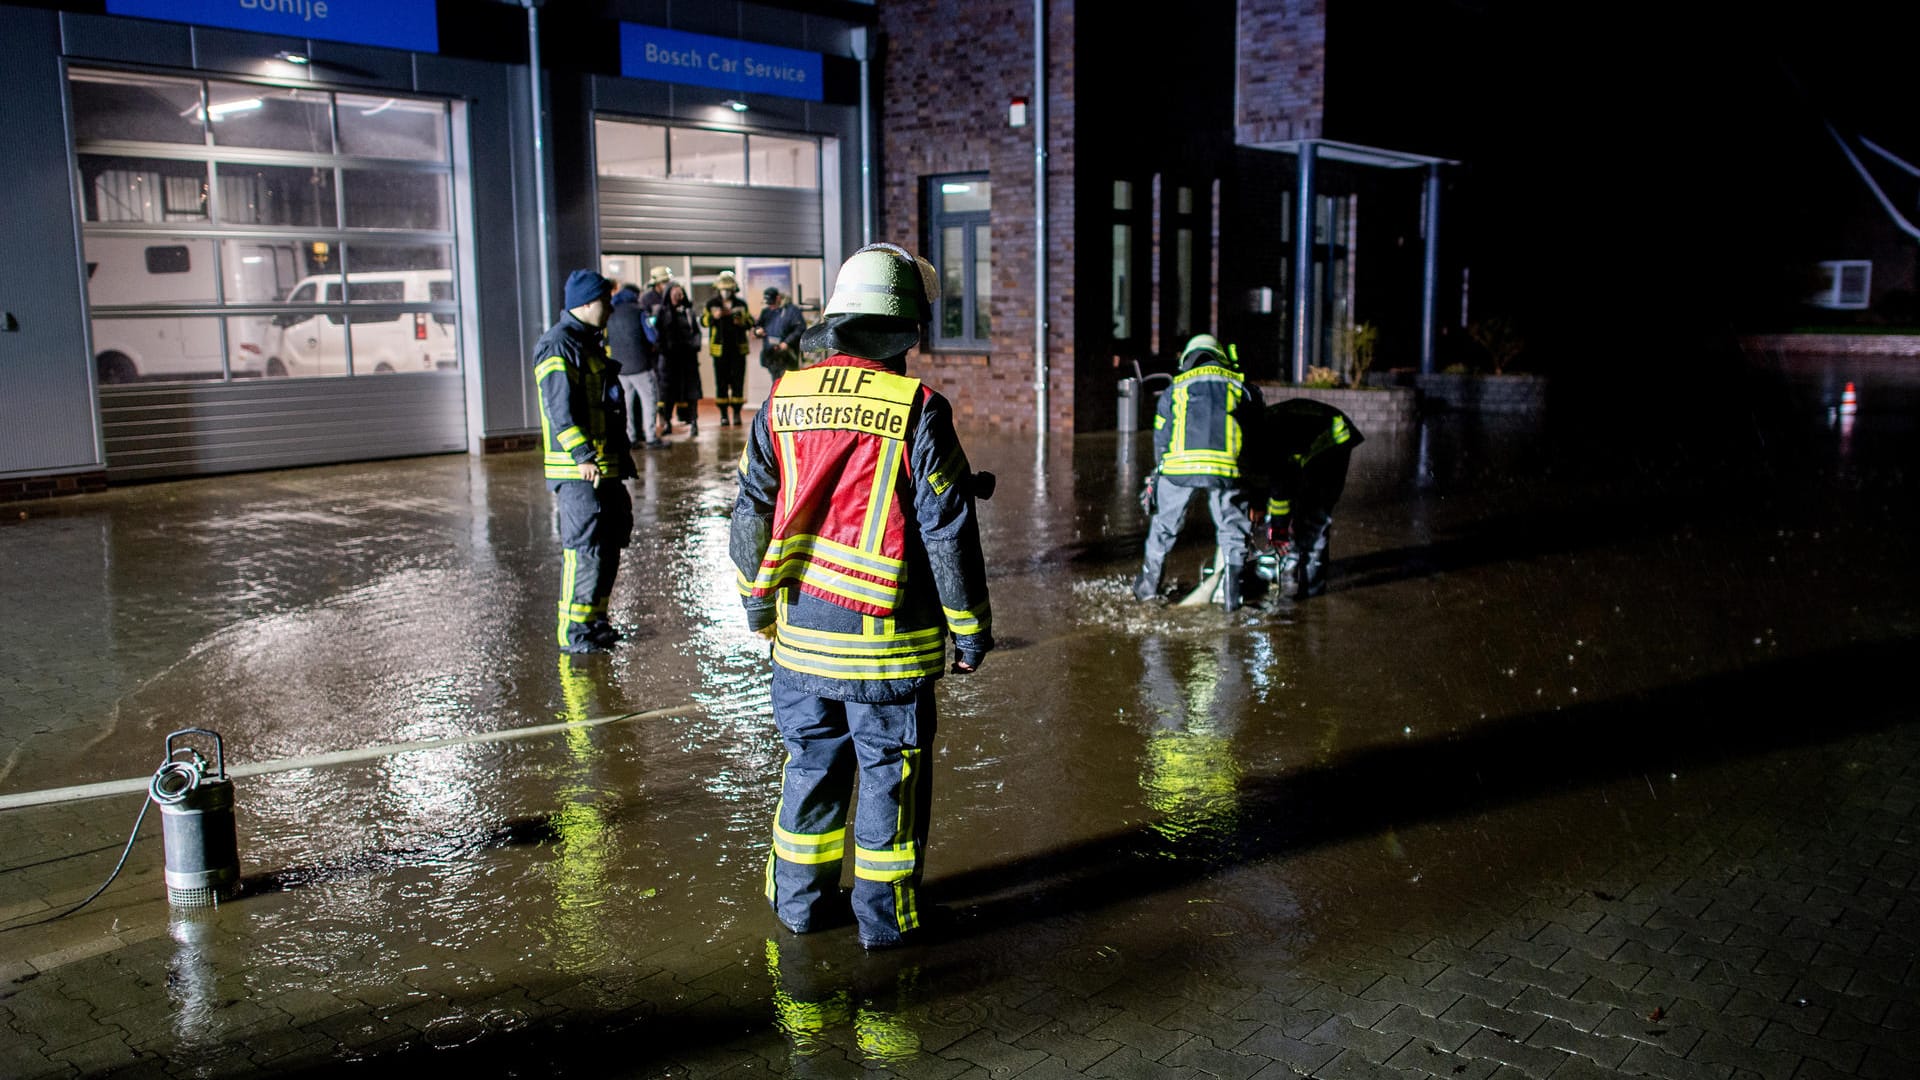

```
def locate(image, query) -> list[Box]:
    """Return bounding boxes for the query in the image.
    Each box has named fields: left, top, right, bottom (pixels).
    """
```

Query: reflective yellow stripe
left=762, top=533, right=904, bottom=576
left=860, top=436, right=903, bottom=556
left=772, top=643, right=946, bottom=680
left=736, top=568, right=756, bottom=597
left=535, top=356, right=567, bottom=380
left=1268, top=498, right=1291, bottom=517
left=1154, top=414, right=1166, bottom=429
left=853, top=845, right=916, bottom=882
left=557, top=426, right=587, bottom=451
left=943, top=604, right=989, bottom=635
left=773, top=820, right=847, bottom=864
left=777, top=623, right=942, bottom=650
left=776, top=430, right=800, bottom=513
left=927, top=445, right=965, bottom=496
left=556, top=550, right=579, bottom=646
left=737, top=441, right=752, bottom=477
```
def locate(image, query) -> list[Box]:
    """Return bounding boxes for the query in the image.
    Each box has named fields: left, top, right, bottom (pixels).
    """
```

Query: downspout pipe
left=1032, top=0, right=1049, bottom=433
left=1290, top=141, right=1316, bottom=383
left=852, top=28, right=875, bottom=245
left=1419, top=162, right=1441, bottom=374
left=522, top=0, right=554, bottom=314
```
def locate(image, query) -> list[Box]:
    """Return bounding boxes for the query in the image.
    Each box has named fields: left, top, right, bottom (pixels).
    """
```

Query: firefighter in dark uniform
left=534, top=269, right=636, bottom=653
left=1133, top=334, right=1265, bottom=612
left=730, top=243, right=993, bottom=950
left=1256, top=398, right=1363, bottom=599
left=704, top=269, right=754, bottom=427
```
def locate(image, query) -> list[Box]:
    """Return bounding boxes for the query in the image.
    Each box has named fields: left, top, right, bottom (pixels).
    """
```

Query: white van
left=84, top=236, right=272, bottom=383
left=269, top=270, right=457, bottom=378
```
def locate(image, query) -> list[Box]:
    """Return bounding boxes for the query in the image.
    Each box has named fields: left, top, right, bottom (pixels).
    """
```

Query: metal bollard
left=1116, top=376, right=1141, bottom=433
left=152, top=728, right=239, bottom=908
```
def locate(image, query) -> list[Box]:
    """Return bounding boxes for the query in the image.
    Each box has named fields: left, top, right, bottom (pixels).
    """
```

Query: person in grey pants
left=606, top=284, right=663, bottom=449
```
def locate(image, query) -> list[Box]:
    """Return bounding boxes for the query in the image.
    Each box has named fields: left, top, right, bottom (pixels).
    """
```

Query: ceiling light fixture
left=275, top=50, right=311, bottom=65
left=724, top=98, right=750, bottom=113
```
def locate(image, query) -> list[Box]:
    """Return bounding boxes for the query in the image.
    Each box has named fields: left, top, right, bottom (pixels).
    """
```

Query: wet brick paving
left=1, top=388, right=1916, bottom=1079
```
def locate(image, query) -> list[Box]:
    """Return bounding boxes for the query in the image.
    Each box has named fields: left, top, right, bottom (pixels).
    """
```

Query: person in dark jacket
left=731, top=242, right=992, bottom=950
left=754, top=286, right=806, bottom=379
left=637, top=265, right=674, bottom=438
left=606, top=284, right=663, bottom=450
left=703, top=269, right=754, bottom=426
left=1255, top=398, right=1363, bottom=599
left=533, top=269, right=636, bottom=653
left=1133, top=334, right=1264, bottom=612
left=653, top=283, right=703, bottom=438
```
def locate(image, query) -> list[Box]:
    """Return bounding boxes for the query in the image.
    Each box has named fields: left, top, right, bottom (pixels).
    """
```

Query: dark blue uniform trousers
left=767, top=680, right=937, bottom=946
left=553, top=479, right=633, bottom=648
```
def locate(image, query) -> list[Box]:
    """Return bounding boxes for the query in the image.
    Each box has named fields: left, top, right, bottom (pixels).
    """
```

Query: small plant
left=1442, top=362, right=1469, bottom=375
left=1303, top=365, right=1341, bottom=388
left=1348, top=322, right=1379, bottom=386
left=1466, top=316, right=1525, bottom=374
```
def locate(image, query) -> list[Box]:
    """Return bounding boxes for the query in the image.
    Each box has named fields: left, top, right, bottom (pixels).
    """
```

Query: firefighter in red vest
left=730, top=243, right=993, bottom=950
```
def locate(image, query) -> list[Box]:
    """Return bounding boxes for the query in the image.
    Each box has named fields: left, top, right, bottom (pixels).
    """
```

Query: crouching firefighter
left=535, top=269, right=637, bottom=653
left=1133, top=334, right=1265, bottom=611
left=730, top=243, right=994, bottom=950
left=1257, top=398, right=1363, bottom=599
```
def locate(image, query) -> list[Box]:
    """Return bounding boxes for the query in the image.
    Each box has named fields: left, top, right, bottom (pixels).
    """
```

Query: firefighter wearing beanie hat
left=730, top=243, right=993, bottom=949
left=533, top=268, right=636, bottom=652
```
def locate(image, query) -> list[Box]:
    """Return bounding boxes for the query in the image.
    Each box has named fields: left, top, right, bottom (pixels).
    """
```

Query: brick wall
left=1236, top=0, right=1326, bottom=145
left=878, top=0, right=1076, bottom=431
left=0, top=470, right=108, bottom=505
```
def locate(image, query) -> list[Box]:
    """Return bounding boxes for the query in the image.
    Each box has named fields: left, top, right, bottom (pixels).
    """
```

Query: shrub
left=1303, top=365, right=1341, bottom=388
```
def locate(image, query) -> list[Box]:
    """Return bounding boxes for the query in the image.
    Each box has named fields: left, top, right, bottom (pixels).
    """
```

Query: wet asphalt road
left=0, top=356, right=1915, bottom=1078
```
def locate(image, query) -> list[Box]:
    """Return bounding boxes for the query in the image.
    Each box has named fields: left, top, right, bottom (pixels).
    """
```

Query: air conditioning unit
left=1809, top=260, right=1871, bottom=310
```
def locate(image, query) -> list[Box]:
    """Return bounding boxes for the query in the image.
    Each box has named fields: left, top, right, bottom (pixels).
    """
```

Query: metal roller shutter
left=598, top=177, right=823, bottom=256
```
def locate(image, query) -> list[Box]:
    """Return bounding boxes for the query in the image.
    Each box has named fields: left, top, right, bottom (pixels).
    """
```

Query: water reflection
left=1135, top=634, right=1249, bottom=850
left=540, top=654, right=615, bottom=973
left=764, top=937, right=921, bottom=1069
left=168, top=907, right=220, bottom=1048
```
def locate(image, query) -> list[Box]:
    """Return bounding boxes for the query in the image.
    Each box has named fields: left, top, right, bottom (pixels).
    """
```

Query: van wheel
left=266, top=358, right=287, bottom=377
left=374, top=362, right=394, bottom=373
left=97, top=352, right=137, bottom=384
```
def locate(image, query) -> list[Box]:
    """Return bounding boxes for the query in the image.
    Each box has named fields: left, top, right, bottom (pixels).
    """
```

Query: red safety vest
left=747, top=357, right=925, bottom=617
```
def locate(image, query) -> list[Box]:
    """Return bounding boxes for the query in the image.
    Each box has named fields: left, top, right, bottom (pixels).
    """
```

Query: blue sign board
left=620, top=24, right=823, bottom=103
left=105, top=0, right=439, bottom=55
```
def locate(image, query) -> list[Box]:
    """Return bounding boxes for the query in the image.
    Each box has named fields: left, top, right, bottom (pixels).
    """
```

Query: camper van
left=85, top=236, right=273, bottom=383
left=268, top=270, right=457, bottom=378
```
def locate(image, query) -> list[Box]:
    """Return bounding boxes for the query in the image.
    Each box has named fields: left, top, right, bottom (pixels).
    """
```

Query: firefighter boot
left=1294, top=528, right=1330, bottom=598
left=1220, top=561, right=1247, bottom=613
left=1133, top=566, right=1161, bottom=602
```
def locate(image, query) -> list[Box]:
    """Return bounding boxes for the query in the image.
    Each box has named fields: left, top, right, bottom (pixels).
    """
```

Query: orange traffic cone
left=1840, top=382, right=1858, bottom=417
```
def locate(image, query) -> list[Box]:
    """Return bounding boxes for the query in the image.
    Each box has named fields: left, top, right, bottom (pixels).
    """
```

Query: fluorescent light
left=942, top=183, right=972, bottom=194
left=724, top=99, right=750, bottom=112
left=275, top=51, right=310, bottom=65
left=241, top=256, right=264, bottom=264
left=207, top=98, right=263, bottom=119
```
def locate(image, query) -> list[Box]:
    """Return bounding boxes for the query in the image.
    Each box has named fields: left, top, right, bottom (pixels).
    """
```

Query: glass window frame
left=69, top=68, right=461, bottom=383
left=927, top=173, right=992, bottom=352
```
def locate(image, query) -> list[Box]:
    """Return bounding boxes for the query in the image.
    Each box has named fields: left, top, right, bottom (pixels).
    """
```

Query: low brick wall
left=1367, top=371, right=1548, bottom=414
left=1250, top=383, right=1418, bottom=431
left=1739, top=333, right=1920, bottom=358
left=0, top=470, right=109, bottom=504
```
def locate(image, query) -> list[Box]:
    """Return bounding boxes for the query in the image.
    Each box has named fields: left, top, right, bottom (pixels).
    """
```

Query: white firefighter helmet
left=822, top=243, right=939, bottom=322
left=1180, top=333, right=1234, bottom=370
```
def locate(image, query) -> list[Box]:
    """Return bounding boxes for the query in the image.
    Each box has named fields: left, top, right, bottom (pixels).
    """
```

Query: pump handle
left=163, top=728, right=225, bottom=780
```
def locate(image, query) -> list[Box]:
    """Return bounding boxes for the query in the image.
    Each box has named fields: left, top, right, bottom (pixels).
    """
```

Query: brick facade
left=1235, top=0, right=1326, bottom=145
left=878, top=0, right=1076, bottom=432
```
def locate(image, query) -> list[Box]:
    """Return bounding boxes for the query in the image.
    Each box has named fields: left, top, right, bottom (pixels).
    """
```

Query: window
left=69, top=69, right=460, bottom=382
left=670, top=128, right=745, bottom=184
left=1112, top=181, right=1134, bottom=340
left=595, top=120, right=668, bottom=178
left=1809, top=260, right=1871, bottom=310
left=928, top=175, right=991, bottom=350
left=748, top=134, right=818, bottom=189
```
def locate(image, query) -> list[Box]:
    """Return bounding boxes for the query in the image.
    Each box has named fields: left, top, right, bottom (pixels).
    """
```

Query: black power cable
left=0, top=756, right=201, bottom=933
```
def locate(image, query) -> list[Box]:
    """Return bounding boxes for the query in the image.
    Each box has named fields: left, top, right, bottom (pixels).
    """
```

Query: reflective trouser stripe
left=853, top=845, right=916, bottom=882
left=556, top=549, right=582, bottom=646
left=1268, top=497, right=1291, bottom=517
left=773, top=820, right=847, bottom=865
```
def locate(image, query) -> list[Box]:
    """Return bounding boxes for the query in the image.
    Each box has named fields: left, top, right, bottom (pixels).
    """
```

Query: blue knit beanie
left=564, top=269, right=612, bottom=310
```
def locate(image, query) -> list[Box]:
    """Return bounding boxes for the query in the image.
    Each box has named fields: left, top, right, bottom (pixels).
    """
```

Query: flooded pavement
left=2, top=362, right=1917, bottom=1079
